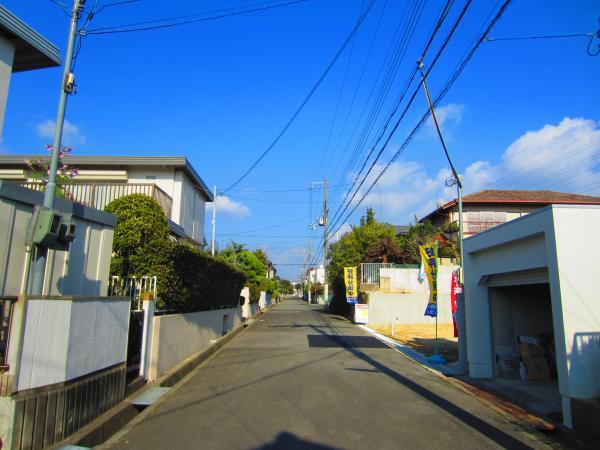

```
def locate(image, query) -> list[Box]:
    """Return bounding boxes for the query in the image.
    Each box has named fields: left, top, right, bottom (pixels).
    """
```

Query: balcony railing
left=20, top=182, right=173, bottom=219
left=0, top=296, right=17, bottom=372
left=463, top=220, right=505, bottom=234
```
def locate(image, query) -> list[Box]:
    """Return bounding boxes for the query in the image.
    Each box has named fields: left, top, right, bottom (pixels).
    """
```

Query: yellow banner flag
left=419, top=243, right=438, bottom=317
left=344, top=266, right=358, bottom=304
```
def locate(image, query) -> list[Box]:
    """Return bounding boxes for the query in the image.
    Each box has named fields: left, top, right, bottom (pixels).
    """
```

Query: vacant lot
left=373, top=323, right=459, bottom=363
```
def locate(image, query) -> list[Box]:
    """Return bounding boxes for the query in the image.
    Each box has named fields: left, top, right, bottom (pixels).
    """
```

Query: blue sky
left=2, top=0, right=599, bottom=280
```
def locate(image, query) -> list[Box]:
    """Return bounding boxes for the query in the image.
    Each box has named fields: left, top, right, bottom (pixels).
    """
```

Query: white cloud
left=346, top=116, right=600, bottom=225
left=207, top=195, right=251, bottom=218
left=36, top=119, right=86, bottom=146
left=433, top=103, right=464, bottom=128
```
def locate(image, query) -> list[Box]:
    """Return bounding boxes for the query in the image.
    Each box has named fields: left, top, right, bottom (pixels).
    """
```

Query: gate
left=109, top=276, right=157, bottom=382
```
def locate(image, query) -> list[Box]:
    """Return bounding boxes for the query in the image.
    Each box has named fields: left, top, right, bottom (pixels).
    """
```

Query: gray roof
left=0, top=6, right=61, bottom=72
left=0, top=155, right=213, bottom=201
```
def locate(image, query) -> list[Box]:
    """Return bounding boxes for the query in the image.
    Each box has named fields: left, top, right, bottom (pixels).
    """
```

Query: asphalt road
left=106, top=300, right=551, bottom=450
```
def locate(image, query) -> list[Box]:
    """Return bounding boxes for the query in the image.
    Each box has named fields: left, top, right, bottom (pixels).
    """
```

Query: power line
left=222, top=0, right=377, bottom=193
left=86, top=0, right=311, bottom=35
left=328, top=0, right=453, bottom=221
left=330, top=0, right=474, bottom=232
left=330, top=0, right=512, bottom=240
left=487, top=32, right=594, bottom=42
left=219, top=215, right=308, bottom=236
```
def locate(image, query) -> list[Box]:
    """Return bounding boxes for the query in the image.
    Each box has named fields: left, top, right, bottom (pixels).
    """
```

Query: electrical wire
left=330, top=0, right=474, bottom=232
left=218, top=215, right=308, bottom=236
left=328, top=0, right=453, bottom=218
left=487, top=32, right=594, bottom=41
left=222, top=0, right=377, bottom=193
left=329, top=0, right=512, bottom=242
left=86, top=0, right=311, bottom=34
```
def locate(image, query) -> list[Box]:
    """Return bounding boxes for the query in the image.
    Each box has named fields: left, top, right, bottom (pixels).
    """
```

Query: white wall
left=368, top=266, right=456, bottom=326
left=241, top=287, right=259, bottom=319
left=17, top=298, right=130, bottom=391
left=0, top=35, right=15, bottom=139
left=148, top=307, right=241, bottom=380
left=551, top=206, right=600, bottom=400
left=258, top=291, right=272, bottom=309
left=127, top=167, right=175, bottom=202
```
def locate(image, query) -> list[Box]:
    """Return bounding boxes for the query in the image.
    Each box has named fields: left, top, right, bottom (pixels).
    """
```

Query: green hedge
left=106, top=194, right=246, bottom=313
left=156, top=243, right=247, bottom=312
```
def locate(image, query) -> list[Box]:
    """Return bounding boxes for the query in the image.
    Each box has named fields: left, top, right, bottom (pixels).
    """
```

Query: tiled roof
left=420, top=189, right=600, bottom=222
left=461, top=189, right=600, bottom=204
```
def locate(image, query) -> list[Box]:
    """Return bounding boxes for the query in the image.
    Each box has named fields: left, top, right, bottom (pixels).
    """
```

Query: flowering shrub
left=25, top=145, right=79, bottom=199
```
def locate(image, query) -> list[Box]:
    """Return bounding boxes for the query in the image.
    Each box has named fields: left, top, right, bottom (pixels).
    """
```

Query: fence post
left=139, top=298, right=155, bottom=379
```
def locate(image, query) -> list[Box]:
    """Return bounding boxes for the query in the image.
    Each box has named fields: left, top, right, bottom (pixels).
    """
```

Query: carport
left=463, top=205, right=600, bottom=430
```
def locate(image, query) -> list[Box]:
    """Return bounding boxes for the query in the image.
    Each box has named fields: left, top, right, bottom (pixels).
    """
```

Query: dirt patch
left=373, top=323, right=458, bottom=363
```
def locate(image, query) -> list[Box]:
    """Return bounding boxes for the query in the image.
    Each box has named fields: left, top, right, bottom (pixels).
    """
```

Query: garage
left=463, top=205, right=600, bottom=430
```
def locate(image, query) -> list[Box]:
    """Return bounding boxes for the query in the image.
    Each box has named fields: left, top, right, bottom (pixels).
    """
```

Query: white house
left=307, top=265, right=325, bottom=284
left=0, top=155, right=213, bottom=246
left=0, top=5, right=61, bottom=138
left=463, top=204, right=600, bottom=431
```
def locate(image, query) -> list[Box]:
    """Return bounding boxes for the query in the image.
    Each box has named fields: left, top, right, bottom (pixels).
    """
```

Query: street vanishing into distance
left=105, top=300, right=548, bottom=450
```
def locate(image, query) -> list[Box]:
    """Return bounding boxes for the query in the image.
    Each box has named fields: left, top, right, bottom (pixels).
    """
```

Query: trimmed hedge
left=106, top=194, right=246, bottom=313
left=156, top=243, right=247, bottom=312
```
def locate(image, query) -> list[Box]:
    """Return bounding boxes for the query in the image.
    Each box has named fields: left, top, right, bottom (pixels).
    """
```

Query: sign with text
left=344, top=266, right=358, bottom=304
left=354, top=303, right=368, bottom=324
left=419, top=243, right=438, bottom=318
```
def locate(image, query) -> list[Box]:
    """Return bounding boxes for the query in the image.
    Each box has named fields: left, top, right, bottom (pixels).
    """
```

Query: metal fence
left=359, top=263, right=403, bottom=286
left=0, top=296, right=17, bottom=372
left=20, top=182, right=173, bottom=219
left=108, top=276, right=157, bottom=311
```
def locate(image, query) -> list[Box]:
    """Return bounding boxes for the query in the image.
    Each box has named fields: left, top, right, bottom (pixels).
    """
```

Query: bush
left=156, top=243, right=246, bottom=312
left=105, top=194, right=171, bottom=276
left=106, top=194, right=246, bottom=312
left=249, top=283, right=260, bottom=303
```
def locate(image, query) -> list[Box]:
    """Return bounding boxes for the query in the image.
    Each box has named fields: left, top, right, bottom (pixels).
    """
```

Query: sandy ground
left=373, top=323, right=459, bottom=363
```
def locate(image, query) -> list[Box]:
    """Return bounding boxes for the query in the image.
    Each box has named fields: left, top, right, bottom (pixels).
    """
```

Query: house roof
left=420, top=189, right=600, bottom=222
left=0, top=6, right=61, bottom=72
left=0, top=155, right=213, bottom=201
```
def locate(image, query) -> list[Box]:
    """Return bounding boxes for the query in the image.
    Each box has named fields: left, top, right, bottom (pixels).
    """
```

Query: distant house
left=0, top=155, right=213, bottom=246
left=419, top=189, right=600, bottom=236
left=307, top=265, right=325, bottom=285
left=0, top=5, right=61, bottom=138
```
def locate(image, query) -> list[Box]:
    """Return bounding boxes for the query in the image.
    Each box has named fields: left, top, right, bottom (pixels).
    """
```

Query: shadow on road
left=246, top=432, right=343, bottom=450
left=309, top=319, right=535, bottom=450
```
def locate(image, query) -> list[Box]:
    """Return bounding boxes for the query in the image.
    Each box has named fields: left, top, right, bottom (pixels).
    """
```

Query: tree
left=328, top=209, right=395, bottom=303
left=218, top=242, right=274, bottom=302
left=105, top=193, right=171, bottom=276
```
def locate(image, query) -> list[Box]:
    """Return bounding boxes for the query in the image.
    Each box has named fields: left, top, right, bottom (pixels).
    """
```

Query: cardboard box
left=523, top=357, right=552, bottom=381
left=519, top=343, right=545, bottom=358
left=496, top=353, right=521, bottom=380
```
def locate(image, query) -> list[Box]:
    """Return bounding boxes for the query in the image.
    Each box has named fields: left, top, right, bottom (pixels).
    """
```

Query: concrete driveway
left=105, top=300, right=552, bottom=450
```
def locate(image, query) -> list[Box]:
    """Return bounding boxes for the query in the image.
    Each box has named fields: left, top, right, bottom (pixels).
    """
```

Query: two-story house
left=419, top=189, right=600, bottom=236
left=0, top=155, right=213, bottom=246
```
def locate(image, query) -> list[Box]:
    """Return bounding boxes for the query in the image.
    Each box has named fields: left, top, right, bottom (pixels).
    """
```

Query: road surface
left=106, top=300, right=550, bottom=450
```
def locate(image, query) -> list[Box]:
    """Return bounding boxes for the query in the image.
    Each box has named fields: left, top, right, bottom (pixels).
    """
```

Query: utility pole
left=323, top=180, right=329, bottom=303
left=211, top=185, right=217, bottom=256
left=31, top=0, right=85, bottom=295
left=418, top=58, right=466, bottom=372
left=307, top=238, right=312, bottom=304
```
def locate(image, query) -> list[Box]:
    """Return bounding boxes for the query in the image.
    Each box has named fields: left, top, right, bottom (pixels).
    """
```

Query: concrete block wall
left=367, top=266, right=457, bottom=327
left=148, top=307, right=242, bottom=380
